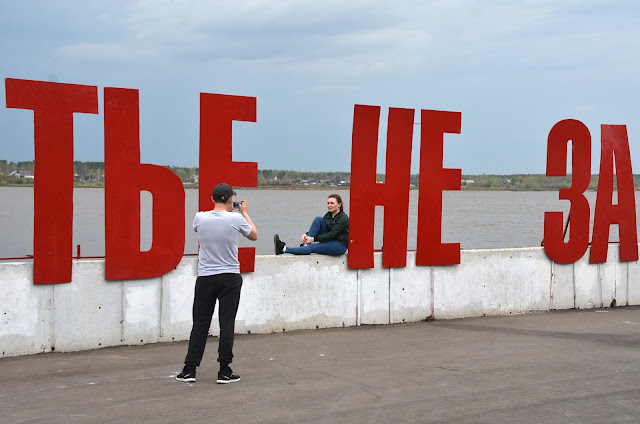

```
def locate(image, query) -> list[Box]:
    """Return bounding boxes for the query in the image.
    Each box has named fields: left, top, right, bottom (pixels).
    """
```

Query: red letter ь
left=199, top=93, right=257, bottom=272
left=5, top=79, right=98, bottom=284
left=543, top=119, right=591, bottom=264
left=348, top=105, right=414, bottom=269
left=590, top=125, right=638, bottom=263
left=416, top=110, right=462, bottom=266
left=104, top=87, right=185, bottom=280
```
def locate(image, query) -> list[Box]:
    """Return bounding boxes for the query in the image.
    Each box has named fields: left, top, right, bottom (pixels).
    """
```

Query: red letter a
left=5, top=79, right=98, bottom=284
left=348, top=105, right=414, bottom=269
left=590, top=125, right=638, bottom=263
left=104, top=87, right=185, bottom=280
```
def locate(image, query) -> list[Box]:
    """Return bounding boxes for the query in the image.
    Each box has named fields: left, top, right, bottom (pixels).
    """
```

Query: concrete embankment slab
left=1, top=307, right=639, bottom=423
left=4, top=246, right=639, bottom=357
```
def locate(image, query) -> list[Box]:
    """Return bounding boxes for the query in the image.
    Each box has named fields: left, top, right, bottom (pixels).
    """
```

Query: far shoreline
left=0, top=183, right=602, bottom=192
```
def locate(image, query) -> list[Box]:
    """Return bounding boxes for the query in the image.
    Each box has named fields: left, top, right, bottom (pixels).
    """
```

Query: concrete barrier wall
left=1, top=245, right=637, bottom=358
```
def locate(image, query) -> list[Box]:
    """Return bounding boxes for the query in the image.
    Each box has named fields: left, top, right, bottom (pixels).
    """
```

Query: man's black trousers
left=184, top=273, right=242, bottom=369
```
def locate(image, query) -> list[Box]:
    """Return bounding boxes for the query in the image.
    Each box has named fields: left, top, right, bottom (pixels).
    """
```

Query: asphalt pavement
left=1, top=307, right=640, bottom=423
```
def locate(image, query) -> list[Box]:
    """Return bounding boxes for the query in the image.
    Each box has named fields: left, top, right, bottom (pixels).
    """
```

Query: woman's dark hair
left=328, top=194, right=344, bottom=212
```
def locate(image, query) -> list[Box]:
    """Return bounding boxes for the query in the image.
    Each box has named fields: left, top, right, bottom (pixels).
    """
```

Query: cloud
left=99, top=0, right=439, bottom=74
left=53, top=0, right=635, bottom=78
left=97, top=12, right=111, bottom=21
left=56, top=42, right=155, bottom=62
left=298, top=84, right=360, bottom=95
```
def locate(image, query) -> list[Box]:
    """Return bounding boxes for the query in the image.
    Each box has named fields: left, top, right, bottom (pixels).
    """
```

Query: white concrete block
left=616, top=262, right=629, bottom=307
left=0, top=262, right=52, bottom=357
left=389, top=251, right=432, bottom=324
left=2, top=243, right=637, bottom=358
left=53, top=260, right=122, bottom=352
left=434, top=248, right=551, bottom=320
left=612, top=244, right=630, bottom=307
left=160, top=258, right=197, bottom=342
left=551, top=262, right=575, bottom=310
left=122, top=279, right=161, bottom=345
left=237, top=255, right=357, bottom=333
left=359, top=253, right=389, bottom=325
left=599, top=245, right=626, bottom=307
left=574, top=249, right=602, bottom=309
left=628, top=257, right=640, bottom=306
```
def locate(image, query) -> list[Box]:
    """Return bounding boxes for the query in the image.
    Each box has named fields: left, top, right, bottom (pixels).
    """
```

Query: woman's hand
left=301, top=234, right=315, bottom=244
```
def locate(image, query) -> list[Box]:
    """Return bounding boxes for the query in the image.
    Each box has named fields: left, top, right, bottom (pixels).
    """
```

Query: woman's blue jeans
left=285, top=216, right=347, bottom=256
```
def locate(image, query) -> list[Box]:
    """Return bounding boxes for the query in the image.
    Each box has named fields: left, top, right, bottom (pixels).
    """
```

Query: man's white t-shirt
left=193, top=210, right=252, bottom=276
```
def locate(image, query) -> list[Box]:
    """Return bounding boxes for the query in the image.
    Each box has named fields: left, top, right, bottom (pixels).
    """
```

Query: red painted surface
left=348, top=105, right=414, bottom=269
left=199, top=93, right=257, bottom=273
left=348, top=105, right=379, bottom=270
left=4, top=77, right=639, bottom=283
left=104, top=87, right=185, bottom=280
left=590, top=125, right=638, bottom=263
left=5, top=79, right=98, bottom=284
left=544, top=119, right=591, bottom=264
left=416, top=110, right=462, bottom=266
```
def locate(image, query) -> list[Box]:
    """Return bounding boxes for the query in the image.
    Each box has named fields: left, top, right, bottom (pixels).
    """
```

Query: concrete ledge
left=1, top=245, right=638, bottom=357
left=434, top=248, right=552, bottom=319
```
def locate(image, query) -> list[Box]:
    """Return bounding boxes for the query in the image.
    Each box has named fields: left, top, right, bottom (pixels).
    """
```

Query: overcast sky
left=1, top=0, right=639, bottom=174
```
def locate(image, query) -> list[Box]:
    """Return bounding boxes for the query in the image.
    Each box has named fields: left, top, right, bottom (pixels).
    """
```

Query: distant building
left=9, top=170, right=34, bottom=180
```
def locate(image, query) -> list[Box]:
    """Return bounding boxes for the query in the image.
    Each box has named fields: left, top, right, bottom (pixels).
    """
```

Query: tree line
left=1, top=160, right=639, bottom=190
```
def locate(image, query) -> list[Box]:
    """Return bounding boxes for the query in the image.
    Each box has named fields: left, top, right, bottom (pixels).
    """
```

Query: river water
left=0, top=187, right=633, bottom=258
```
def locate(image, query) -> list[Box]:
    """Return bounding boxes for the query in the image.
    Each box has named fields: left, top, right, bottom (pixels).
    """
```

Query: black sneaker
left=217, top=369, right=240, bottom=384
left=175, top=369, right=196, bottom=382
left=274, top=234, right=286, bottom=255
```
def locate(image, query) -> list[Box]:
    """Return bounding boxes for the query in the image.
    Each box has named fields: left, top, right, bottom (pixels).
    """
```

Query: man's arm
left=238, top=201, right=258, bottom=241
left=193, top=212, right=200, bottom=232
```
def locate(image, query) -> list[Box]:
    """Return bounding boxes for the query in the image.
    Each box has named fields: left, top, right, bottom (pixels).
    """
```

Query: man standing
left=176, top=183, right=258, bottom=384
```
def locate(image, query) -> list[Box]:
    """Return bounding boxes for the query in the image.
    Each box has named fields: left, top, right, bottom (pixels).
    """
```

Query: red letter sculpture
left=5, top=78, right=98, bottom=284
left=199, top=93, right=257, bottom=272
left=416, top=110, right=462, bottom=266
left=590, top=125, right=638, bottom=263
left=544, top=119, right=592, bottom=264
left=104, top=87, right=185, bottom=280
left=348, top=105, right=414, bottom=269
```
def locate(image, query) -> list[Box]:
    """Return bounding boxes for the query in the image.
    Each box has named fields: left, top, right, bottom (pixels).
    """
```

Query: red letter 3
left=544, top=119, right=591, bottom=264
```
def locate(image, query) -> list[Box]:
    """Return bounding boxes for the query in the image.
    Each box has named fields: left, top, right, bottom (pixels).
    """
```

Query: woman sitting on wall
left=274, top=194, right=349, bottom=256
